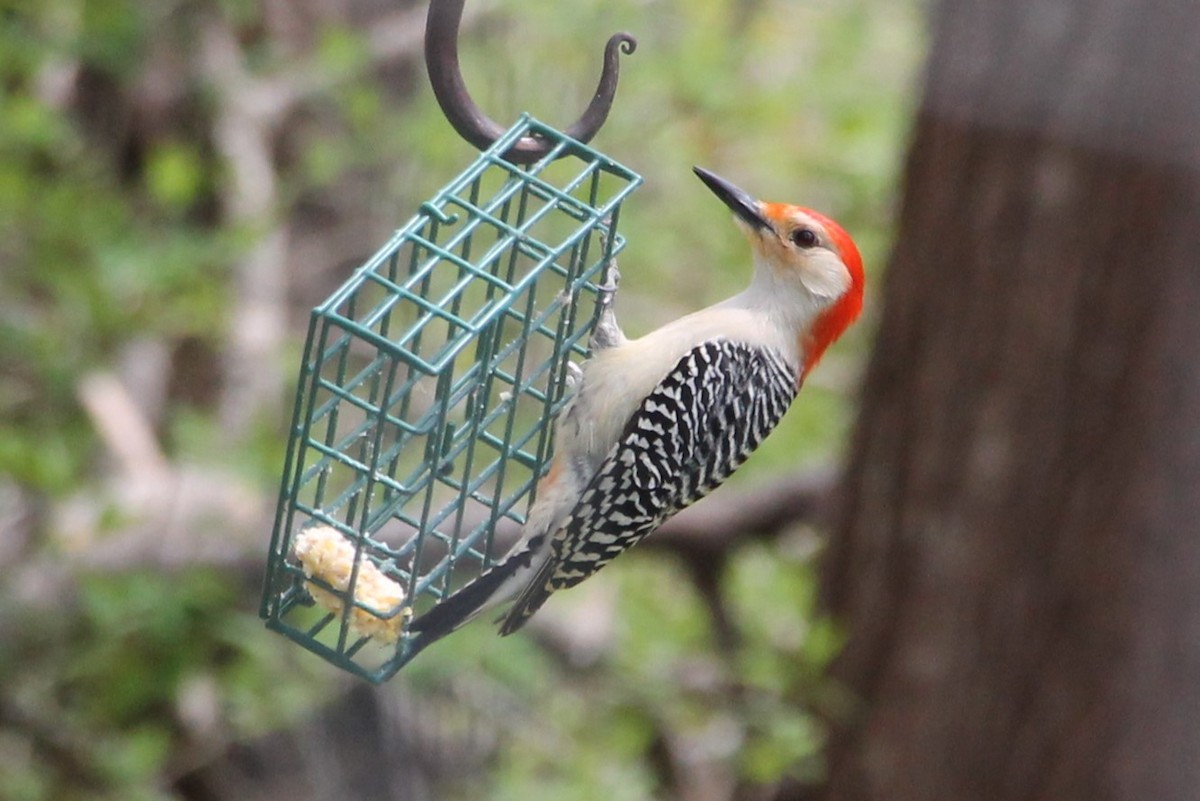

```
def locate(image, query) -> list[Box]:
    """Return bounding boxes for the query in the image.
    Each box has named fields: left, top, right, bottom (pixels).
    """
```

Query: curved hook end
left=426, top=0, right=638, bottom=164
left=557, top=31, right=637, bottom=153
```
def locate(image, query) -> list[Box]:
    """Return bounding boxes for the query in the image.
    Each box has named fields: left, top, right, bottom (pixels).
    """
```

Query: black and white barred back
left=499, top=337, right=798, bottom=634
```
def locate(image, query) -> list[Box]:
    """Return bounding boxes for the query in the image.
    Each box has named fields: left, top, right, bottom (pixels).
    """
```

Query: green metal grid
left=260, top=116, right=642, bottom=682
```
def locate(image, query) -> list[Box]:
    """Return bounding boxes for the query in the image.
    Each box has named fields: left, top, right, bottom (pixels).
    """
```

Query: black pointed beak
left=693, top=166, right=771, bottom=232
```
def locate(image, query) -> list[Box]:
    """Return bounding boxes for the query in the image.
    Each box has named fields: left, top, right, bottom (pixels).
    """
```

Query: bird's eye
left=790, top=228, right=819, bottom=248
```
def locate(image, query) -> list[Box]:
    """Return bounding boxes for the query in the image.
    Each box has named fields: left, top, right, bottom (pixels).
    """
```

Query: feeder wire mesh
left=261, top=116, right=642, bottom=682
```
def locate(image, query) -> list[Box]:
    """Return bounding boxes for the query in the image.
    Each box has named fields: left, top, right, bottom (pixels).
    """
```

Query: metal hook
left=424, top=0, right=637, bottom=165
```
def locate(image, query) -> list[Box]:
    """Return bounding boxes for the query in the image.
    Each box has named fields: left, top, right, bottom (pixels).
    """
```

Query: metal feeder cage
left=261, top=116, right=642, bottom=682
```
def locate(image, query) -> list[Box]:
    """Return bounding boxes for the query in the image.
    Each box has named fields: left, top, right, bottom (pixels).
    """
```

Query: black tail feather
left=407, top=563, right=514, bottom=641
left=405, top=542, right=544, bottom=650
left=405, top=533, right=550, bottom=653
left=497, top=556, right=556, bottom=637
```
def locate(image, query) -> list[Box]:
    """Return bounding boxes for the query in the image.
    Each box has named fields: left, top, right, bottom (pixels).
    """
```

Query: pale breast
left=564, top=306, right=797, bottom=466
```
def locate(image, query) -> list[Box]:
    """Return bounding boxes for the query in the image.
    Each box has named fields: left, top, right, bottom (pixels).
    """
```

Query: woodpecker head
left=693, top=166, right=864, bottom=371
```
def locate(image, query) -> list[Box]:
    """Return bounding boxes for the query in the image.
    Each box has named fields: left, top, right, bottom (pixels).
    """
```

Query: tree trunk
left=817, top=1, right=1200, bottom=799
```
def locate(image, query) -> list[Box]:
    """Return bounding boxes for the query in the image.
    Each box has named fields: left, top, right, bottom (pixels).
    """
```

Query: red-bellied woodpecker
left=408, top=167, right=864, bottom=645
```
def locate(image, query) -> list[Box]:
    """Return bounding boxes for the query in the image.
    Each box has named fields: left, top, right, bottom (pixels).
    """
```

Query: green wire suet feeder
left=263, top=0, right=641, bottom=682
left=261, top=115, right=642, bottom=682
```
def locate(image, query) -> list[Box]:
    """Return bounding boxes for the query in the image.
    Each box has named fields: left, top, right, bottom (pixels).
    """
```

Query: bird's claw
left=590, top=259, right=625, bottom=351
left=597, top=262, right=621, bottom=296
left=564, top=361, right=584, bottom=390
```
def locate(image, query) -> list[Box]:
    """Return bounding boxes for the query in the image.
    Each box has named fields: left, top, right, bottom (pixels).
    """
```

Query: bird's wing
left=499, top=338, right=797, bottom=635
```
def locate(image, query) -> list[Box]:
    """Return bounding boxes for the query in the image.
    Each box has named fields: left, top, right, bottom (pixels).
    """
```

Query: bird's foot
left=590, top=259, right=625, bottom=351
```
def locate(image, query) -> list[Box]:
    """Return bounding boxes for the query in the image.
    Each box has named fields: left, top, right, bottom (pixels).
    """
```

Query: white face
left=742, top=209, right=852, bottom=303
left=694, top=168, right=855, bottom=307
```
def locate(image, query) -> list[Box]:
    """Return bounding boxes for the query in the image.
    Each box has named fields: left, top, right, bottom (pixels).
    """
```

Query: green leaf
left=145, top=143, right=204, bottom=211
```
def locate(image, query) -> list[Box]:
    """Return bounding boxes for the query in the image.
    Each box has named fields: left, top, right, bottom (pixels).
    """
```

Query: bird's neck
left=727, top=259, right=826, bottom=337
left=709, top=260, right=827, bottom=379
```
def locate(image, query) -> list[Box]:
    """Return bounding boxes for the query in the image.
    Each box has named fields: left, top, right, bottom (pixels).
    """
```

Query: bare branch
left=650, top=467, right=836, bottom=556
left=76, top=371, right=170, bottom=487
left=198, top=13, right=289, bottom=440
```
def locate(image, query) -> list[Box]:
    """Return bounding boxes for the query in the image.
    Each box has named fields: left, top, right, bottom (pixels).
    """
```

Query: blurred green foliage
left=1, top=0, right=236, bottom=492
left=0, top=0, right=922, bottom=798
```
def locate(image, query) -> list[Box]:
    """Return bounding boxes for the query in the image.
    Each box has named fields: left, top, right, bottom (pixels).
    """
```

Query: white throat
left=722, top=254, right=832, bottom=334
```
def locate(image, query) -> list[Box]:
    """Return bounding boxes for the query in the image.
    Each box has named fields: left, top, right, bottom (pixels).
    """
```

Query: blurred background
left=0, top=1, right=919, bottom=798
left=5, top=0, right=1199, bottom=799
